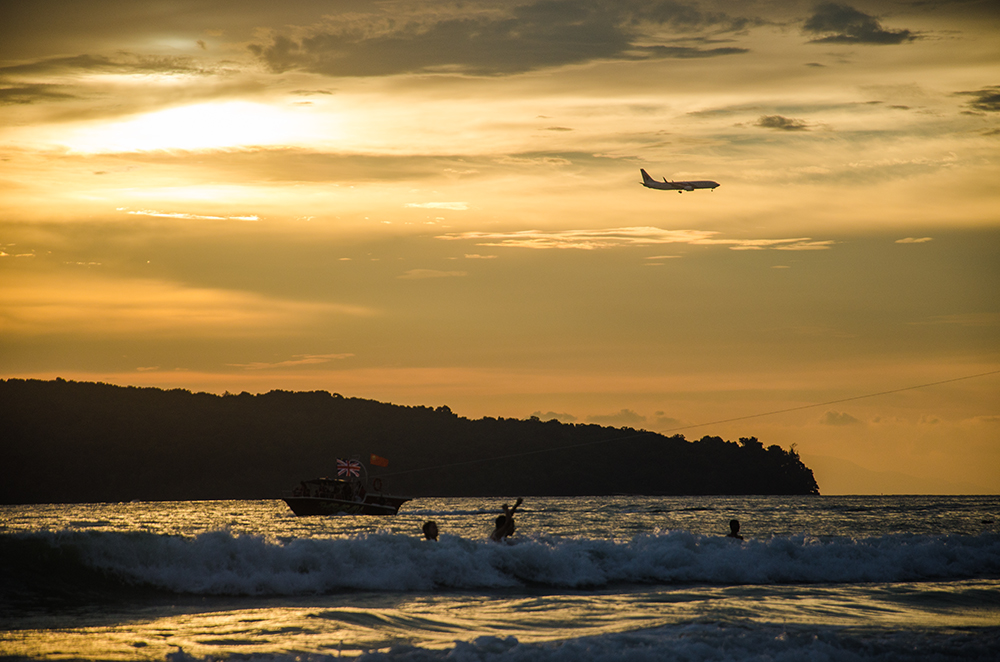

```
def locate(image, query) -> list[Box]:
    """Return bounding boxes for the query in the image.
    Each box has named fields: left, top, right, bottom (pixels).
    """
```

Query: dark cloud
left=957, top=85, right=1000, bottom=112
left=636, top=45, right=748, bottom=59
left=0, top=0, right=360, bottom=62
left=117, top=148, right=615, bottom=184
left=821, top=410, right=863, bottom=426
left=0, top=53, right=250, bottom=111
left=0, top=53, right=205, bottom=78
left=803, top=3, right=917, bottom=45
left=248, top=0, right=754, bottom=76
left=755, top=115, right=809, bottom=130
left=0, top=83, right=76, bottom=105
left=531, top=410, right=578, bottom=423
left=587, top=408, right=647, bottom=426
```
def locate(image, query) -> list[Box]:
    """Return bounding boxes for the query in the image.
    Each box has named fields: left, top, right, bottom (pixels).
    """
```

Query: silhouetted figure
left=422, top=521, right=438, bottom=540
left=727, top=519, right=744, bottom=540
left=490, top=497, right=523, bottom=542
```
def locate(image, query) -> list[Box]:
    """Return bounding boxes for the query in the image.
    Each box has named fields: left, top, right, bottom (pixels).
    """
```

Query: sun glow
left=62, top=101, right=330, bottom=153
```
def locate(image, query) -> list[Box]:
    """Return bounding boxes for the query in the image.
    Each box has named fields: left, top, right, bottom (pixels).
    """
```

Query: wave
left=73, top=624, right=1000, bottom=662
left=295, top=627, right=1000, bottom=662
left=3, top=529, right=1000, bottom=597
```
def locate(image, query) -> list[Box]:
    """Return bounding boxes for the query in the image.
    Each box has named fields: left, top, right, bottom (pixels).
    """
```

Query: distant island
left=1, top=378, right=819, bottom=504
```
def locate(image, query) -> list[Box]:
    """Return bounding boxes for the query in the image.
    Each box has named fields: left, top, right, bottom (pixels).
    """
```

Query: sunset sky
left=2, top=0, right=998, bottom=494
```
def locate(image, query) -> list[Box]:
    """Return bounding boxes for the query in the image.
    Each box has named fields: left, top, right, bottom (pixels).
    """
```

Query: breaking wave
left=3, top=529, right=999, bottom=597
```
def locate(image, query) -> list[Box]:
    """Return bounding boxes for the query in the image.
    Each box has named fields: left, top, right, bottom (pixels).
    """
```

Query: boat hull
left=282, top=495, right=410, bottom=516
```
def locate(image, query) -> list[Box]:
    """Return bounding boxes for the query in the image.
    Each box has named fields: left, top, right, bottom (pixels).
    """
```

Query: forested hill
left=1, top=378, right=819, bottom=504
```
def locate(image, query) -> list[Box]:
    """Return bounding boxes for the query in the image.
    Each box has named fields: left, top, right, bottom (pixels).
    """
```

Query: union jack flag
left=337, top=459, right=361, bottom=478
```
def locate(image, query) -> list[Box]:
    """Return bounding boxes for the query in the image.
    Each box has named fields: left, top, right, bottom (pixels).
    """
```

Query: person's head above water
left=729, top=519, right=740, bottom=535
left=422, top=520, right=438, bottom=540
left=495, top=514, right=506, bottom=528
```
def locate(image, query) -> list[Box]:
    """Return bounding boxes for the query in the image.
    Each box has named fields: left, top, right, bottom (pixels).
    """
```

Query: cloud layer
left=248, top=0, right=754, bottom=76
left=803, top=2, right=916, bottom=44
left=439, top=227, right=834, bottom=251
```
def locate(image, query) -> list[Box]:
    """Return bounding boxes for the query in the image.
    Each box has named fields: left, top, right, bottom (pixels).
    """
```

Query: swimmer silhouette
left=422, top=521, right=438, bottom=540
left=727, top=519, right=744, bottom=540
left=490, top=497, right=523, bottom=542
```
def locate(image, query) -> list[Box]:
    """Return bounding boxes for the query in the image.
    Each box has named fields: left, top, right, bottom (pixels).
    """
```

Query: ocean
left=2, top=496, right=999, bottom=661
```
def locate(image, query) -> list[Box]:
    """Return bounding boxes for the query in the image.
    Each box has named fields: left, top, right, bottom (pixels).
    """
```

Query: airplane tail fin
left=640, top=168, right=655, bottom=184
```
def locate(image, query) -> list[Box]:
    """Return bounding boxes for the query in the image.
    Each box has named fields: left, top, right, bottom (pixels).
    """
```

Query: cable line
left=658, top=368, right=1000, bottom=434
left=375, top=368, right=1000, bottom=479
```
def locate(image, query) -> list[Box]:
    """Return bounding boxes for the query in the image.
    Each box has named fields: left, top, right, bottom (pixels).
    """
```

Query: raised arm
left=509, top=497, right=523, bottom=516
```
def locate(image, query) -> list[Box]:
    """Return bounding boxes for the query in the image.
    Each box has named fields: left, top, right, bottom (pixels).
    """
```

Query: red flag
left=370, top=454, right=389, bottom=467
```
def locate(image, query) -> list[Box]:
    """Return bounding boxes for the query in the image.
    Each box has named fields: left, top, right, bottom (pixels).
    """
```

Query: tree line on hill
left=0, top=378, right=819, bottom=504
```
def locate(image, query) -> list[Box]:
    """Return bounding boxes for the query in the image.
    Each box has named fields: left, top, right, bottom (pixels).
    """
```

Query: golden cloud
left=229, top=354, right=355, bottom=370
left=405, top=202, right=468, bottom=210
left=398, top=269, right=467, bottom=279
left=0, top=273, right=372, bottom=337
left=438, top=227, right=833, bottom=251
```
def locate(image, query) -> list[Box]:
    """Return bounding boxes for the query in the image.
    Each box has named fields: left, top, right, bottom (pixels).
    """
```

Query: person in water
left=490, top=497, right=523, bottom=542
left=727, top=518, right=744, bottom=540
left=422, top=521, right=438, bottom=540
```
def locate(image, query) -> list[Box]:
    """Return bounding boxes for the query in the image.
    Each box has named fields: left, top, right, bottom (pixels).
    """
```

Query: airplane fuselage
left=640, top=168, right=719, bottom=192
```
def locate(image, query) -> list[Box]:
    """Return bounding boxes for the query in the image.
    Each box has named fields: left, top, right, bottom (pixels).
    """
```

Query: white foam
left=39, top=529, right=1000, bottom=595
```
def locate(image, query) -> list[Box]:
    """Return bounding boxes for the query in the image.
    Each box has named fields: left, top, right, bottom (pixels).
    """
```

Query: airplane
left=641, top=168, right=719, bottom=193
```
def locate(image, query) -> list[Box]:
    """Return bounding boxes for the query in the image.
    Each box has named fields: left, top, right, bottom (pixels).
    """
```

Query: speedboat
left=282, top=458, right=410, bottom=516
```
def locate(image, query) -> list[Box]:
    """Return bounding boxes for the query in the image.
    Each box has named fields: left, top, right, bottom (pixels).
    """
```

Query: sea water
left=1, top=496, right=999, bottom=661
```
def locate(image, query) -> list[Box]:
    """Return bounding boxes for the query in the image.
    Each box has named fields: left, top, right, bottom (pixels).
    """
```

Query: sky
left=1, top=0, right=998, bottom=494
